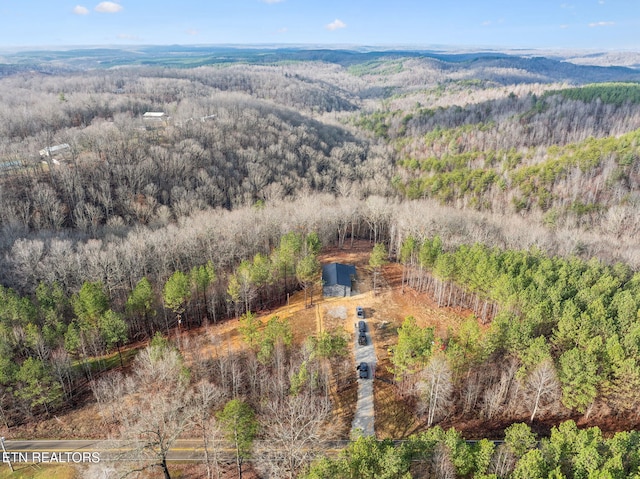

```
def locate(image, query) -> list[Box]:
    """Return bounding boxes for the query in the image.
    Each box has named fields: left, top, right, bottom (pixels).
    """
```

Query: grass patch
left=72, top=347, right=138, bottom=376
left=0, top=464, right=78, bottom=479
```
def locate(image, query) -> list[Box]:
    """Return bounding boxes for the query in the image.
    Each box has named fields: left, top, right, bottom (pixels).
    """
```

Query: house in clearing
left=322, top=263, right=356, bottom=297
left=143, top=112, right=169, bottom=129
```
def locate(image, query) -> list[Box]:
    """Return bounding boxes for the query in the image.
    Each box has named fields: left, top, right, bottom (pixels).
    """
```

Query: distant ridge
left=1, top=46, right=639, bottom=83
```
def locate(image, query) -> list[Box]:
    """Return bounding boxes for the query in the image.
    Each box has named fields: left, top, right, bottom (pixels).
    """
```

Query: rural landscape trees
left=303, top=422, right=640, bottom=479
left=217, top=399, right=258, bottom=479
left=2, top=46, right=640, bottom=477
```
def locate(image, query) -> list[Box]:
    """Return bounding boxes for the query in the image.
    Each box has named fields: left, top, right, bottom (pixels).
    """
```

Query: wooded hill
left=1, top=47, right=640, bottom=477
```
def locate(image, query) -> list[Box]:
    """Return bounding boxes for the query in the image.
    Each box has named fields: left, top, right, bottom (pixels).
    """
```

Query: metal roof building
left=143, top=112, right=169, bottom=129
left=322, top=263, right=356, bottom=297
left=39, top=143, right=70, bottom=158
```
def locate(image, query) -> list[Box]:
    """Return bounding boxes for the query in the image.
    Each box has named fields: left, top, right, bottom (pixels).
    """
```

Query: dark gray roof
left=322, top=263, right=356, bottom=287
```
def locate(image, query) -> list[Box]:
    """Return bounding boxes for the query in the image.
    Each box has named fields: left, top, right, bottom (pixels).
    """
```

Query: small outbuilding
left=143, top=112, right=169, bottom=129
left=322, top=263, right=356, bottom=297
left=39, top=143, right=70, bottom=159
left=39, top=143, right=72, bottom=166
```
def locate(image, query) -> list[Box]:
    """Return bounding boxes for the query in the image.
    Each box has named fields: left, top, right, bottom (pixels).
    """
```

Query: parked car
left=356, top=306, right=365, bottom=319
left=358, top=332, right=367, bottom=346
left=357, top=362, right=369, bottom=379
left=358, top=320, right=366, bottom=332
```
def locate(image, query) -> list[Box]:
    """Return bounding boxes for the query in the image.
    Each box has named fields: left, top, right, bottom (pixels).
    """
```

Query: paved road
left=351, top=317, right=376, bottom=437
left=1, top=439, right=208, bottom=463
left=0, top=439, right=351, bottom=464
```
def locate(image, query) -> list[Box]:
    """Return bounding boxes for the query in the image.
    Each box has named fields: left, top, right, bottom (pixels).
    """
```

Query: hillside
left=1, top=47, right=640, bottom=478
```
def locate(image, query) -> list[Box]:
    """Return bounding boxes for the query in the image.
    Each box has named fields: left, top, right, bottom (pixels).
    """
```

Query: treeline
left=5, top=192, right=640, bottom=301
left=0, top=90, right=383, bottom=235
left=5, top=193, right=640, bottom=427
left=377, top=82, right=640, bottom=237
left=399, top=237, right=499, bottom=322
left=0, top=65, right=357, bottom=141
left=88, top=320, right=350, bottom=479
left=359, top=87, right=640, bottom=146
left=0, top=195, right=355, bottom=296
left=393, top=235, right=640, bottom=422
left=303, top=421, right=640, bottom=479
left=0, top=228, right=324, bottom=424
left=396, top=126, right=640, bottom=220
left=545, top=82, right=640, bottom=106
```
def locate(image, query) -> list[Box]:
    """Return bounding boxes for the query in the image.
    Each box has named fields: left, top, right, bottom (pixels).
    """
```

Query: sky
left=0, top=0, right=638, bottom=50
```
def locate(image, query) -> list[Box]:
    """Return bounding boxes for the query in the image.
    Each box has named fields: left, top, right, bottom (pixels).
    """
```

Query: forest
left=1, top=47, right=640, bottom=478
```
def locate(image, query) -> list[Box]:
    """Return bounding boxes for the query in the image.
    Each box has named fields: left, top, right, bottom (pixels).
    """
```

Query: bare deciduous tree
left=432, top=443, right=456, bottom=479
left=115, top=344, right=194, bottom=479
left=489, top=443, right=517, bottom=478
left=120, top=388, right=194, bottom=479
left=90, top=371, right=131, bottom=426
left=481, top=359, right=519, bottom=420
left=192, top=380, right=225, bottom=479
left=255, top=392, right=335, bottom=479
left=416, top=355, right=454, bottom=427
left=523, top=358, right=561, bottom=422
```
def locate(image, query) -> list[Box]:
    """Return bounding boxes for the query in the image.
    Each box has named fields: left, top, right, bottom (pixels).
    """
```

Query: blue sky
left=0, top=0, right=638, bottom=50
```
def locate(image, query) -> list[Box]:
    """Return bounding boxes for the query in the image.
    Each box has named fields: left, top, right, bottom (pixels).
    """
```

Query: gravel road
left=351, top=317, right=376, bottom=437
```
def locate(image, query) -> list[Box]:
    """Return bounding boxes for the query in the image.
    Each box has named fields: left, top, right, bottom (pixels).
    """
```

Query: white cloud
left=186, top=29, right=199, bottom=36
left=482, top=18, right=504, bottom=27
left=95, top=1, right=123, bottom=13
left=325, top=19, right=346, bottom=31
left=117, top=33, right=139, bottom=40
left=598, top=0, right=605, bottom=4
left=261, top=0, right=285, bottom=3
left=560, top=24, right=570, bottom=29
left=277, top=27, right=288, bottom=34
left=588, top=21, right=615, bottom=27
left=73, top=5, right=89, bottom=15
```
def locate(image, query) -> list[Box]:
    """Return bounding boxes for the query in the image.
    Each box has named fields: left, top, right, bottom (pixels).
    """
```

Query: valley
left=1, top=46, right=640, bottom=478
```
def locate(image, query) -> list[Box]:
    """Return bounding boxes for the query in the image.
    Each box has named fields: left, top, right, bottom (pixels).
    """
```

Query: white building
left=143, top=112, right=169, bottom=129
